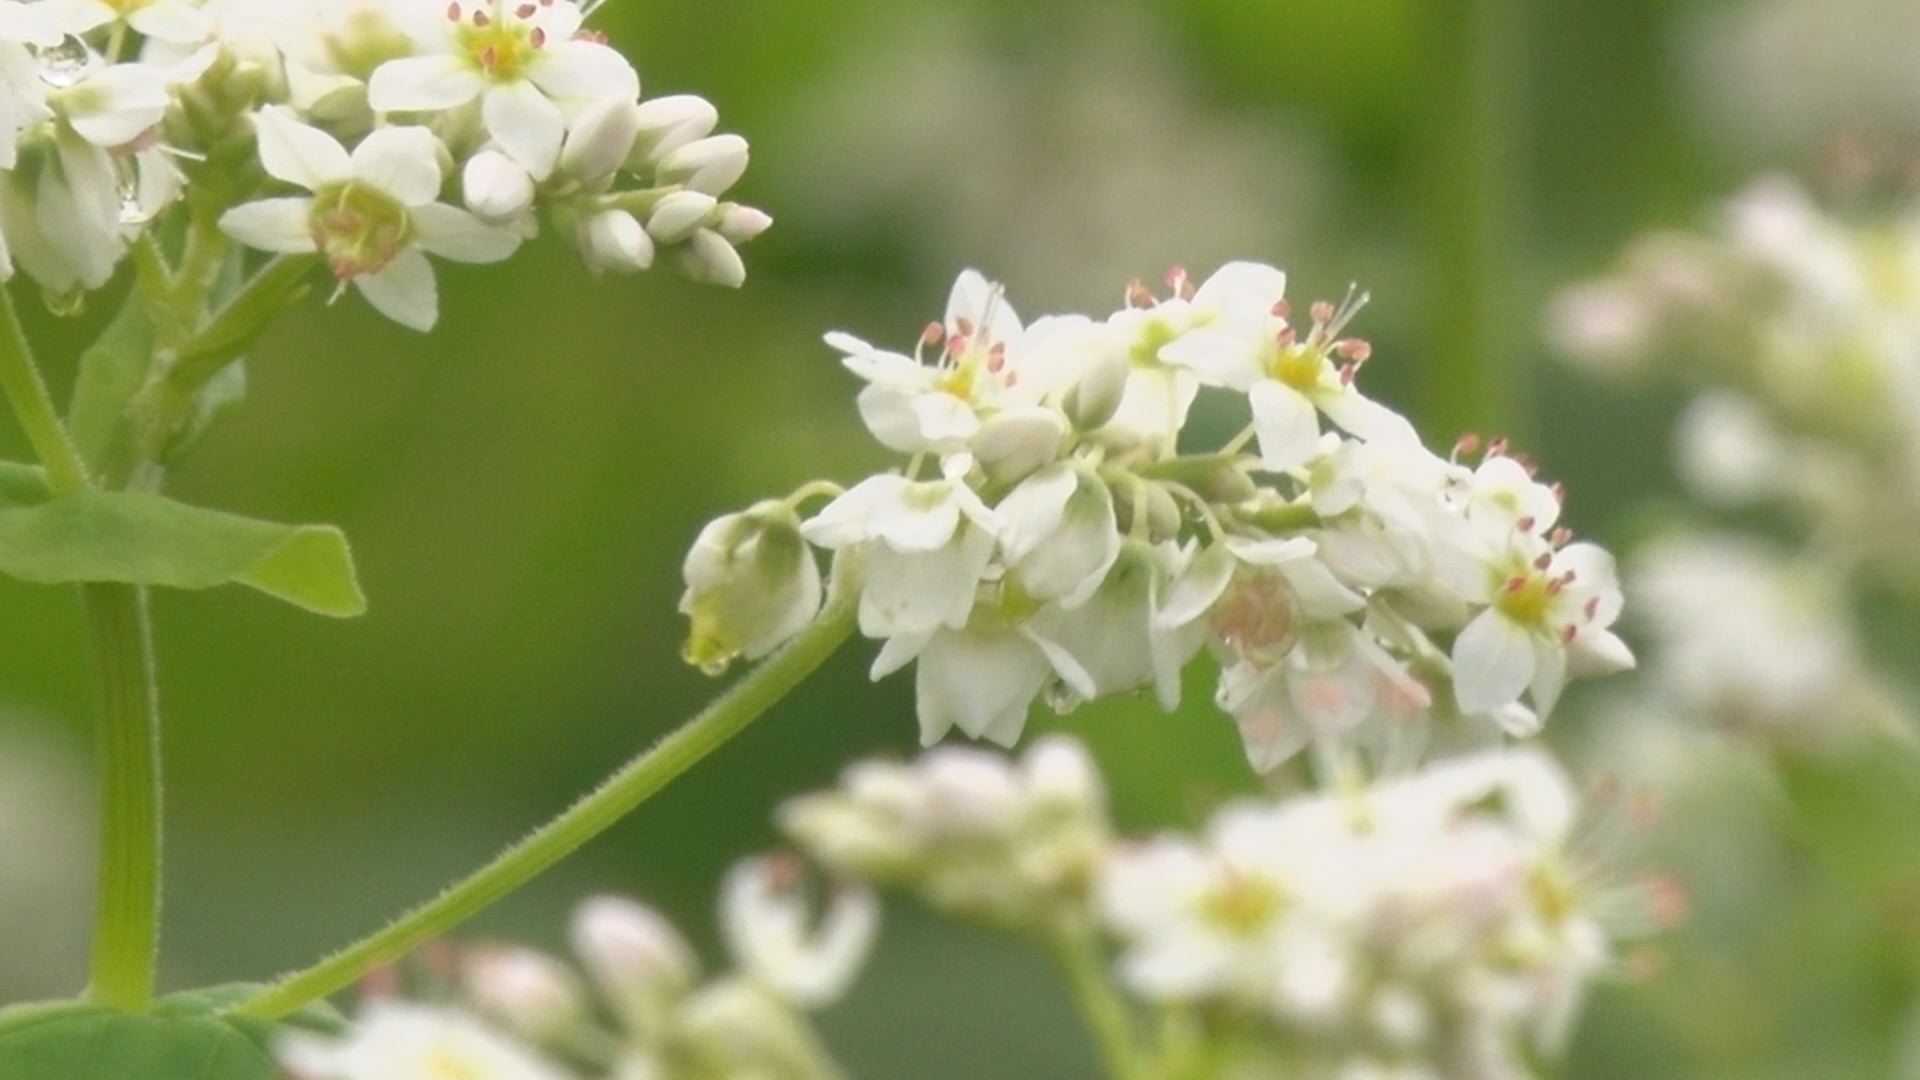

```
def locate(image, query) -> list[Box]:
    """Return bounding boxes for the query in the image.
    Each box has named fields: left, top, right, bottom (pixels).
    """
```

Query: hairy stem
left=83, top=583, right=162, bottom=1011
left=0, top=284, right=87, bottom=494
left=1048, top=919, right=1146, bottom=1080
left=230, top=562, right=864, bottom=1021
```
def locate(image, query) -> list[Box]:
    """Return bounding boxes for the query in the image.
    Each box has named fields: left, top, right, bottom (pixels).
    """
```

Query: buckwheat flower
left=279, top=1001, right=575, bottom=1080
left=994, top=461, right=1120, bottom=607
left=1215, top=620, right=1429, bottom=773
left=463, top=148, right=536, bottom=222
left=801, top=469, right=1000, bottom=639
left=1027, top=539, right=1197, bottom=709
left=679, top=501, right=822, bottom=676
left=1463, top=453, right=1561, bottom=540
left=578, top=208, right=653, bottom=275
left=219, top=107, right=522, bottom=330
left=1450, top=536, right=1632, bottom=718
left=1163, top=266, right=1415, bottom=470
left=44, top=0, right=211, bottom=44
left=720, top=855, right=878, bottom=1008
left=370, top=0, right=640, bottom=180
left=626, top=93, right=717, bottom=166
left=827, top=269, right=1033, bottom=454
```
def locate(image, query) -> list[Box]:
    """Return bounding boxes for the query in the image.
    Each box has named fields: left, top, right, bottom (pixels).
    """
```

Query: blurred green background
left=6, top=0, right=1920, bottom=1076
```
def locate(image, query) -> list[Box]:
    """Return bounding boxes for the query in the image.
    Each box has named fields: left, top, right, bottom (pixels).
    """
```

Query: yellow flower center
left=309, top=182, right=412, bottom=280
left=424, top=1051, right=484, bottom=1080
left=456, top=17, right=540, bottom=81
left=1493, top=570, right=1553, bottom=628
left=1265, top=342, right=1325, bottom=393
left=1198, top=873, right=1286, bottom=936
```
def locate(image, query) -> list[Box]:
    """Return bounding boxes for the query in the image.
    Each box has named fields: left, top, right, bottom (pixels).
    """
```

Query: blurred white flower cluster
left=0, top=0, right=766, bottom=326
left=1550, top=177, right=1912, bottom=743
left=684, top=264, right=1633, bottom=775
left=281, top=859, right=877, bottom=1080
left=784, top=737, right=1660, bottom=1080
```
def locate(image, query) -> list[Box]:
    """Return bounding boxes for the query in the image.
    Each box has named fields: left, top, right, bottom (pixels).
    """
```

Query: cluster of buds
left=1549, top=177, right=1920, bottom=743
left=682, top=263, right=1634, bottom=775
left=780, top=735, right=1109, bottom=929
left=781, top=738, right=1671, bottom=1080
left=0, top=0, right=767, bottom=324
left=281, top=859, right=878, bottom=1080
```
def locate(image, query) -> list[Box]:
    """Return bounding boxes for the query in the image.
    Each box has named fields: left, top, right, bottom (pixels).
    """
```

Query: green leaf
left=0, top=462, right=48, bottom=507
left=0, top=986, right=342, bottom=1080
left=67, top=299, right=156, bottom=475
left=0, top=489, right=366, bottom=616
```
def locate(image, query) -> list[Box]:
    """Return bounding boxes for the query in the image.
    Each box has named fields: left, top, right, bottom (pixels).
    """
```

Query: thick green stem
left=230, top=563, right=864, bottom=1021
left=1048, top=920, right=1146, bottom=1080
left=0, top=285, right=87, bottom=494
left=161, top=255, right=316, bottom=395
left=83, top=583, right=162, bottom=1012
left=1416, top=0, right=1528, bottom=442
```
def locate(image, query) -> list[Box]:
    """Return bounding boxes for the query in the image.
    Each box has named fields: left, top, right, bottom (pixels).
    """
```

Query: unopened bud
left=463, top=150, right=534, bottom=222
left=715, top=203, right=773, bottom=245
left=571, top=895, right=701, bottom=1007
left=559, top=97, right=641, bottom=188
left=1062, top=353, right=1127, bottom=431
left=580, top=209, right=655, bottom=275
left=646, top=190, right=718, bottom=245
left=657, top=134, right=749, bottom=196
left=680, top=501, right=822, bottom=674
left=460, top=945, right=584, bottom=1039
left=673, top=229, right=747, bottom=289
left=629, top=94, right=720, bottom=165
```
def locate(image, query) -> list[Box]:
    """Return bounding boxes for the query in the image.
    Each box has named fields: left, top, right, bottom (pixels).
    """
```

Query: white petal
left=218, top=197, right=317, bottom=254
left=367, top=55, right=484, bottom=113
left=1530, top=638, right=1568, bottom=719
left=907, top=391, right=980, bottom=446
left=411, top=202, right=521, bottom=263
left=350, top=126, right=443, bottom=206
left=915, top=628, right=1050, bottom=746
left=1452, top=609, right=1537, bottom=714
left=799, top=475, right=905, bottom=549
left=867, top=483, right=961, bottom=553
left=1192, top=260, right=1288, bottom=329
left=353, top=247, right=437, bottom=332
left=996, top=463, right=1076, bottom=563
left=1249, top=381, right=1322, bottom=471
left=1155, top=543, right=1235, bottom=629
left=484, top=79, right=565, bottom=180
left=869, top=631, right=933, bottom=681
left=527, top=40, right=640, bottom=101
left=127, top=1, right=210, bottom=43
left=251, top=106, right=349, bottom=189
left=1159, top=328, right=1263, bottom=390
left=1568, top=627, right=1635, bottom=677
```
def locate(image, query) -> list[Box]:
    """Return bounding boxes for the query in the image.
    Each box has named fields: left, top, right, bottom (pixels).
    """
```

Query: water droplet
left=115, top=169, right=152, bottom=227
left=1044, top=681, right=1086, bottom=716
left=42, top=284, right=86, bottom=318
left=34, top=35, right=95, bottom=89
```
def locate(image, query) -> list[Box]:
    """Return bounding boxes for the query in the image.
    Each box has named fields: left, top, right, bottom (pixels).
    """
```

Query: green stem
left=0, top=284, right=87, bottom=494
left=160, top=255, right=316, bottom=398
left=230, top=562, right=864, bottom=1021
left=166, top=214, right=231, bottom=344
left=1416, top=0, right=1527, bottom=442
left=1048, top=920, right=1146, bottom=1080
left=83, top=583, right=162, bottom=1012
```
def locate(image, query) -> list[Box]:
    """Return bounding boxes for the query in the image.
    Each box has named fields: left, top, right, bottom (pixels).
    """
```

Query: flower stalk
left=230, top=558, right=864, bottom=1022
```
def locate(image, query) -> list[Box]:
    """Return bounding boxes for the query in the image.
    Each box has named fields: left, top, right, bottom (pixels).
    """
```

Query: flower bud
left=972, top=405, right=1067, bottom=485
left=656, top=134, right=749, bottom=196
left=459, top=945, right=584, bottom=1039
left=677, top=981, right=839, bottom=1079
left=1021, top=736, right=1104, bottom=814
left=715, top=203, right=773, bottom=245
left=463, top=150, right=534, bottom=223
left=646, top=190, right=718, bottom=245
left=580, top=209, right=655, bottom=275
left=559, top=97, right=641, bottom=189
left=680, top=501, right=821, bottom=674
left=571, top=895, right=700, bottom=1008
left=629, top=94, right=719, bottom=165
left=1062, top=352, right=1128, bottom=432
left=673, top=229, right=747, bottom=289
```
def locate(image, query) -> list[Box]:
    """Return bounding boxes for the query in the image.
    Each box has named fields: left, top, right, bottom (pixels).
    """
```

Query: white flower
left=463, top=148, right=535, bottom=222
left=570, top=895, right=700, bottom=1012
left=579, top=208, right=653, bottom=275
left=1027, top=539, right=1196, bottom=709
left=1672, top=391, right=1786, bottom=504
left=994, top=461, right=1120, bottom=607
left=720, top=855, right=878, bottom=1008
left=679, top=501, right=822, bottom=676
left=828, top=269, right=1034, bottom=454
left=371, top=0, right=639, bottom=180
left=279, top=1002, right=574, bottom=1080
left=220, top=107, right=522, bottom=330
left=1163, top=263, right=1417, bottom=470
left=1450, top=537, right=1632, bottom=718
left=801, top=470, right=999, bottom=639
left=460, top=945, right=585, bottom=1040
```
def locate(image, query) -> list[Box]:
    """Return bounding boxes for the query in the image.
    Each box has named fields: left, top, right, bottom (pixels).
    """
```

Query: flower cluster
left=780, top=735, right=1108, bottom=928
left=781, top=738, right=1662, bottom=1080
left=1550, top=178, right=1918, bottom=743
left=683, top=264, right=1633, bottom=773
left=281, top=859, right=877, bottom=1080
left=0, top=0, right=766, bottom=326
